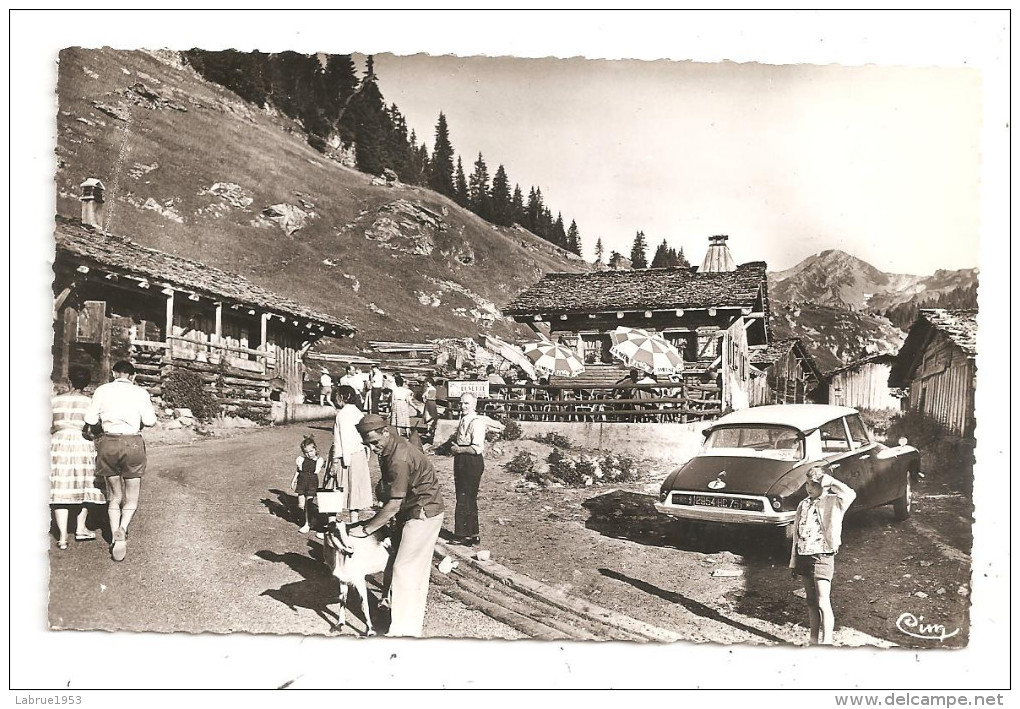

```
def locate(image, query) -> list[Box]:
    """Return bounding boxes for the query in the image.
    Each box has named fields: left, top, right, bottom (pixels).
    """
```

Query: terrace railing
left=445, top=382, right=722, bottom=423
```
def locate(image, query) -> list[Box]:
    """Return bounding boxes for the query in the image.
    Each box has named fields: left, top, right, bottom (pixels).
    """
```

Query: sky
left=367, top=54, right=983, bottom=275
left=8, top=9, right=1010, bottom=693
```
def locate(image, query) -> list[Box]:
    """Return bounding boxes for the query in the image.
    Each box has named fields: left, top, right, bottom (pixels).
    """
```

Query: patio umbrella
left=521, top=341, right=585, bottom=378
left=482, top=334, right=538, bottom=380
left=609, top=326, right=684, bottom=375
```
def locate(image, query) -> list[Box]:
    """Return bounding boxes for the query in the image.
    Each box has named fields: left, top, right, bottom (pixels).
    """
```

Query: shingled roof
left=889, top=309, right=978, bottom=386
left=54, top=216, right=356, bottom=335
left=750, top=337, right=822, bottom=380
left=503, top=262, right=768, bottom=316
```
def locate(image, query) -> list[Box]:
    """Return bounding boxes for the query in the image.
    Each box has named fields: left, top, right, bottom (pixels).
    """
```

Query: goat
left=322, top=520, right=393, bottom=636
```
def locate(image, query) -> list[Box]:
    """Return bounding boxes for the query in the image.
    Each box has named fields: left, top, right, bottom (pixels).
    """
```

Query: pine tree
left=566, top=220, right=582, bottom=256
left=454, top=156, right=469, bottom=207
left=525, top=187, right=542, bottom=233
left=630, top=230, right=648, bottom=269
left=594, top=237, right=605, bottom=267
left=468, top=152, right=492, bottom=220
left=490, top=164, right=513, bottom=226
left=552, top=213, right=567, bottom=248
left=428, top=112, right=456, bottom=198
left=676, top=246, right=690, bottom=268
left=650, top=239, right=671, bottom=268
left=511, top=184, right=525, bottom=226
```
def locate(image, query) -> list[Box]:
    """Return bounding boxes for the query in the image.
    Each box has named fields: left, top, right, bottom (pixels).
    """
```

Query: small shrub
left=500, top=418, right=523, bottom=441
left=546, top=449, right=585, bottom=486
left=162, top=367, right=216, bottom=421
left=230, top=403, right=270, bottom=424
left=533, top=431, right=572, bottom=449
left=504, top=451, right=538, bottom=478
left=600, top=453, right=639, bottom=483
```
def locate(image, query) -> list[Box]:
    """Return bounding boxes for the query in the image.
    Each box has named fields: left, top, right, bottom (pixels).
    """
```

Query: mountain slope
left=770, top=249, right=977, bottom=313
left=55, top=47, right=585, bottom=351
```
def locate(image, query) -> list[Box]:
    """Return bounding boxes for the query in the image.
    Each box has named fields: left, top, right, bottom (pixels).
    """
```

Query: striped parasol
left=521, top=340, right=586, bottom=378
left=609, top=326, right=684, bottom=375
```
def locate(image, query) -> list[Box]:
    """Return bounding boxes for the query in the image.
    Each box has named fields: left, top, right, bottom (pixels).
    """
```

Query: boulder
left=262, top=203, right=312, bottom=236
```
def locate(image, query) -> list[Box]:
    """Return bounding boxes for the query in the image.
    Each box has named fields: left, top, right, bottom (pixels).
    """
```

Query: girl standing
left=291, top=435, right=324, bottom=534
left=50, top=367, right=106, bottom=549
left=388, top=373, right=414, bottom=438
left=331, top=385, right=374, bottom=524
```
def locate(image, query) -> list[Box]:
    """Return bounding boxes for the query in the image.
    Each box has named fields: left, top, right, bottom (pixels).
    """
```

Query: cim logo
left=707, top=471, right=727, bottom=490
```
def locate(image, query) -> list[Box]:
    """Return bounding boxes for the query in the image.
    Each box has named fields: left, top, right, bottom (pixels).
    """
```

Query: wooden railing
left=445, top=382, right=722, bottom=423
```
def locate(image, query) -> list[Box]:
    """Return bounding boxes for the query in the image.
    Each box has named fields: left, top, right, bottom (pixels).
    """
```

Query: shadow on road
left=582, top=489, right=786, bottom=559
left=598, top=568, right=784, bottom=643
left=256, top=545, right=385, bottom=635
left=261, top=488, right=303, bottom=526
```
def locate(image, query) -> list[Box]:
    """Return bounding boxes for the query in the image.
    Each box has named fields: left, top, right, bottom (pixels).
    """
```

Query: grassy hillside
left=55, top=48, right=585, bottom=351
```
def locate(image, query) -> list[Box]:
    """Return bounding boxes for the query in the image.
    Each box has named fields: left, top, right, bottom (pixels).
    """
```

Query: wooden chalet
left=503, top=235, right=770, bottom=413
left=822, top=353, right=903, bottom=412
left=889, top=309, right=977, bottom=437
left=52, top=212, right=356, bottom=415
left=748, top=337, right=822, bottom=406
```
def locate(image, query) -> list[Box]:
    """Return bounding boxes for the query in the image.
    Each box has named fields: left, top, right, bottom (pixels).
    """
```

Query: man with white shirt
left=339, top=364, right=369, bottom=409
left=84, top=360, right=158, bottom=561
left=445, top=392, right=502, bottom=546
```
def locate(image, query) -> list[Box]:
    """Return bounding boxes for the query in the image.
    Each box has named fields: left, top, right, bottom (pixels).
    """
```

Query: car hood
left=663, top=455, right=801, bottom=496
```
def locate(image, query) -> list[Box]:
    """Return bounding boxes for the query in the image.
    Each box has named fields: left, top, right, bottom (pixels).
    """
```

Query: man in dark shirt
left=351, top=414, right=445, bottom=637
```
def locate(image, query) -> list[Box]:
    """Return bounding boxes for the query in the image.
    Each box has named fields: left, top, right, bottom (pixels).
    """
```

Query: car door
left=817, top=416, right=872, bottom=507
left=842, top=414, right=881, bottom=507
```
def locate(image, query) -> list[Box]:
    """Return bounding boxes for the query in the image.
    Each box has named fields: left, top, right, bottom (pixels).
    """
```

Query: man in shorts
left=789, top=466, right=856, bottom=645
left=84, top=360, right=158, bottom=562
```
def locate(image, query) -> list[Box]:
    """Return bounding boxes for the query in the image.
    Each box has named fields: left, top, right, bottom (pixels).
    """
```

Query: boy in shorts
left=789, top=466, right=856, bottom=645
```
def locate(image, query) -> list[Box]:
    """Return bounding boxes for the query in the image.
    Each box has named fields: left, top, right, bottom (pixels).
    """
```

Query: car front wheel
left=893, top=472, right=912, bottom=521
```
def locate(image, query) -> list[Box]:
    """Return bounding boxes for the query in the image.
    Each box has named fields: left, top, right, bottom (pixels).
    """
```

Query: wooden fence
left=130, top=339, right=271, bottom=417
left=452, top=382, right=722, bottom=423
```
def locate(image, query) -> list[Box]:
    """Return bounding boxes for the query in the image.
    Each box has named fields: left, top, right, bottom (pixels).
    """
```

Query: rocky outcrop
left=257, top=203, right=314, bottom=236
left=361, top=199, right=446, bottom=255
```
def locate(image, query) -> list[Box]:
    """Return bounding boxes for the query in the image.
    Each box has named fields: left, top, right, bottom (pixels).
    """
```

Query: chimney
left=79, top=178, right=106, bottom=229
left=700, top=234, right=736, bottom=273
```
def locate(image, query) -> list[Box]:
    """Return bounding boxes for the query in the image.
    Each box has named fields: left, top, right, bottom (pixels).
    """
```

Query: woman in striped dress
left=388, top=373, right=414, bottom=438
left=50, top=367, right=106, bottom=549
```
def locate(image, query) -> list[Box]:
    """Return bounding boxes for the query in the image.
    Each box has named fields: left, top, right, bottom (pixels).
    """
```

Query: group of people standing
left=49, top=361, right=157, bottom=561
left=319, top=364, right=437, bottom=441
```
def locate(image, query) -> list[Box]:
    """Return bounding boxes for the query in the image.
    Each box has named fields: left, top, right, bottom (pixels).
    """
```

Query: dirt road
left=48, top=423, right=971, bottom=647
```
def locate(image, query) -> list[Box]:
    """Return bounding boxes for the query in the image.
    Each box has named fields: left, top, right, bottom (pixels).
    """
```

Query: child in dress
left=291, top=435, right=324, bottom=534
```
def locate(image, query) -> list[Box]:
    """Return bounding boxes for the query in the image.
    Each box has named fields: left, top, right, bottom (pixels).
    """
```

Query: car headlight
left=771, top=498, right=782, bottom=511
left=659, top=490, right=668, bottom=502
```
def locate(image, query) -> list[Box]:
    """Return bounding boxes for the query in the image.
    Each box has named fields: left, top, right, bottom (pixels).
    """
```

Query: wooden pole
left=260, top=312, right=269, bottom=351
left=214, top=302, right=223, bottom=343
left=164, top=289, right=175, bottom=358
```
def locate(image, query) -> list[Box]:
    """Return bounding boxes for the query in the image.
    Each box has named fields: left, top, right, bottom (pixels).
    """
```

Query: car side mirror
left=702, top=428, right=712, bottom=438
left=898, top=437, right=908, bottom=446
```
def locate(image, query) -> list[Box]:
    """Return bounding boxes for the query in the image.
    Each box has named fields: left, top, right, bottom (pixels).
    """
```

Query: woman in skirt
left=50, top=367, right=106, bottom=549
left=331, top=385, right=374, bottom=523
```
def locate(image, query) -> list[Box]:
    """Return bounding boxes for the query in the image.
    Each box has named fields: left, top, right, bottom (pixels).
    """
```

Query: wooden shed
left=889, top=309, right=977, bottom=437
left=52, top=215, right=356, bottom=413
left=824, top=353, right=903, bottom=411
left=749, top=337, right=822, bottom=406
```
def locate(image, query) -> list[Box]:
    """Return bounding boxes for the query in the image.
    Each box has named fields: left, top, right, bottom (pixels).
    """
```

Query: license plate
left=692, top=495, right=738, bottom=509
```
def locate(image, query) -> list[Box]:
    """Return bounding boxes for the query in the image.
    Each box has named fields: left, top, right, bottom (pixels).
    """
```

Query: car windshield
left=703, top=425, right=804, bottom=461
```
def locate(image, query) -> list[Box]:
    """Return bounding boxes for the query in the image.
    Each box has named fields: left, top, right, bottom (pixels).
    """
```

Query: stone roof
left=54, top=216, right=356, bottom=335
left=825, top=352, right=898, bottom=378
left=503, top=262, right=768, bottom=316
left=918, top=309, right=978, bottom=356
left=889, top=308, right=978, bottom=386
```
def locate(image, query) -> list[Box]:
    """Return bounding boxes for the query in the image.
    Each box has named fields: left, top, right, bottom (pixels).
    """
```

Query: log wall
left=907, top=336, right=975, bottom=437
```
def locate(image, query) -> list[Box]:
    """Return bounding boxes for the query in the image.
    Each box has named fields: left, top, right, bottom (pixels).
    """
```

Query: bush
left=504, top=451, right=538, bottom=478
left=886, top=410, right=946, bottom=450
left=600, top=453, right=639, bottom=483
left=230, top=403, right=270, bottom=424
left=546, top=449, right=584, bottom=486
left=500, top=418, right=523, bottom=441
left=162, top=367, right=216, bottom=421
left=533, top=431, right=572, bottom=449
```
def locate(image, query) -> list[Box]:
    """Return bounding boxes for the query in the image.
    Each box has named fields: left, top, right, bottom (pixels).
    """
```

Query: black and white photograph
left=10, top=9, right=1010, bottom=696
